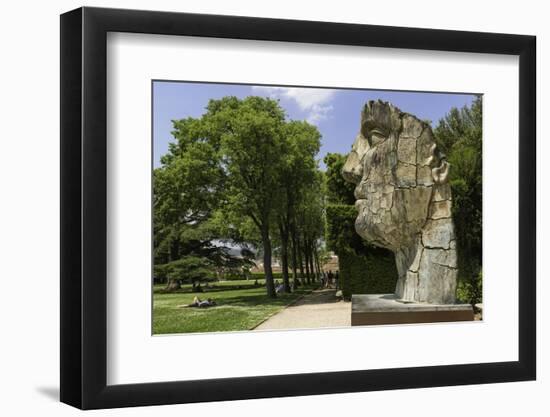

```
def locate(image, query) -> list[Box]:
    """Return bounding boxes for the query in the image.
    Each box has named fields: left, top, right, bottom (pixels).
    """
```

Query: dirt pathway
left=253, top=288, right=351, bottom=331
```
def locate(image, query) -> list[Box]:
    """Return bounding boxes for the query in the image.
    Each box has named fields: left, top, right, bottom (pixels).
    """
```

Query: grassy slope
left=153, top=280, right=316, bottom=335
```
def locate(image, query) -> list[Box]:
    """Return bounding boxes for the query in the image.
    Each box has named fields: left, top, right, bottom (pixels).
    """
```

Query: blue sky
left=153, top=81, right=478, bottom=169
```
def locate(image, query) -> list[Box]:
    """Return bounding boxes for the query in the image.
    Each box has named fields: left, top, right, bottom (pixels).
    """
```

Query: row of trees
left=154, top=96, right=325, bottom=297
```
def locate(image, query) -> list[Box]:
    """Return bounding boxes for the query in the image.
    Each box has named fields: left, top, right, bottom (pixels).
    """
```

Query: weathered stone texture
left=429, top=199, right=452, bottom=219
left=395, top=163, right=417, bottom=187
left=422, top=219, right=455, bottom=249
left=342, top=100, right=459, bottom=305
left=402, top=114, right=424, bottom=139
left=433, top=184, right=452, bottom=202
left=397, top=137, right=417, bottom=164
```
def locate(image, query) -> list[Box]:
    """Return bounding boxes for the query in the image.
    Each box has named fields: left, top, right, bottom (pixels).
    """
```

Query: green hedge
left=250, top=272, right=284, bottom=281
left=326, top=204, right=397, bottom=299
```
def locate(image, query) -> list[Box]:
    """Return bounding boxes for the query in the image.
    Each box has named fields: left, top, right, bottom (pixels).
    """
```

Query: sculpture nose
left=342, top=133, right=369, bottom=184
left=342, top=149, right=363, bottom=184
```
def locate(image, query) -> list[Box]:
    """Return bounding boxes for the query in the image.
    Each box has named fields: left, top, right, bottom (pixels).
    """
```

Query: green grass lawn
left=153, top=280, right=317, bottom=335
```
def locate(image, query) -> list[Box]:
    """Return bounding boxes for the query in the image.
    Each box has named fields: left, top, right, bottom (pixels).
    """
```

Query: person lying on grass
left=188, top=296, right=217, bottom=308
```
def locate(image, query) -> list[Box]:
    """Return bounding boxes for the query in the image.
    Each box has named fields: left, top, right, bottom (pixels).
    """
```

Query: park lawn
left=153, top=281, right=316, bottom=335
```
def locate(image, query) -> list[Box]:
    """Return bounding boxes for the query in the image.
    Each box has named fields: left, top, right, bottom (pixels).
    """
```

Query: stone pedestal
left=351, top=294, right=474, bottom=326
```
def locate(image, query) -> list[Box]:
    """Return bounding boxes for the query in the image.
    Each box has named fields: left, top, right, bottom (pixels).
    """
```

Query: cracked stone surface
left=342, top=100, right=458, bottom=304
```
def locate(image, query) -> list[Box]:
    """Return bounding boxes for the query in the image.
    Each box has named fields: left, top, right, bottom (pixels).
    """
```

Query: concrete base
left=351, top=294, right=474, bottom=326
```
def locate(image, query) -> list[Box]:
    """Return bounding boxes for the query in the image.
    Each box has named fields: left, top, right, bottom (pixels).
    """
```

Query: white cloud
left=251, top=86, right=336, bottom=124
left=307, top=103, right=334, bottom=124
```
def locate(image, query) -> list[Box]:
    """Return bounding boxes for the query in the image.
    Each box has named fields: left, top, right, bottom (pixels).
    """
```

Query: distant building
left=322, top=252, right=339, bottom=272
left=251, top=259, right=282, bottom=274
left=251, top=253, right=339, bottom=274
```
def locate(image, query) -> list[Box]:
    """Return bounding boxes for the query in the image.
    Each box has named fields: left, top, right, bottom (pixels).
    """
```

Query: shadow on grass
left=178, top=286, right=319, bottom=308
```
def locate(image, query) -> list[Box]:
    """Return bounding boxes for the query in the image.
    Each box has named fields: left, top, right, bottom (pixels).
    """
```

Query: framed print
left=60, top=6, right=536, bottom=410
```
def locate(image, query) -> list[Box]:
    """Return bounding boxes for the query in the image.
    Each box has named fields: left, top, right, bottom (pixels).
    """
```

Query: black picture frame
left=60, top=6, right=536, bottom=410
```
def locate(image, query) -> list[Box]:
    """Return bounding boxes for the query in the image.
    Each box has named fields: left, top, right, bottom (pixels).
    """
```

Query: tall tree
left=276, top=121, right=321, bottom=292
left=219, top=97, right=287, bottom=298
left=153, top=97, right=259, bottom=291
left=155, top=95, right=326, bottom=299
left=153, top=132, right=227, bottom=290
left=294, top=172, right=325, bottom=284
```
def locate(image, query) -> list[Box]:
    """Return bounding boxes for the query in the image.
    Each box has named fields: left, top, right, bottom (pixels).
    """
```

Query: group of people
left=321, top=270, right=339, bottom=289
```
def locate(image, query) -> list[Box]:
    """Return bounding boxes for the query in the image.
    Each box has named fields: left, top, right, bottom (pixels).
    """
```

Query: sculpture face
left=343, top=100, right=449, bottom=251
left=342, top=100, right=457, bottom=304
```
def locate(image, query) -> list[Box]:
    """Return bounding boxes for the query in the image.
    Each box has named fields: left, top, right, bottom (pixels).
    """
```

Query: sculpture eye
left=364, top=131, right=384, bottom=148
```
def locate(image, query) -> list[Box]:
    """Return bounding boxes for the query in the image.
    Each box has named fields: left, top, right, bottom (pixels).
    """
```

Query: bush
left=249, top=272, right=284, bottom=281
left=222, top=272, right=248, bottom=281
left=456, top=270, right=482, bottom=306
left=326, top=204, right=397, bottom=299
left=163, top=256, right=216, bottom=287
left=338, top=247, right=397, bottom=299
left=326, top=205, right=364, bottom=253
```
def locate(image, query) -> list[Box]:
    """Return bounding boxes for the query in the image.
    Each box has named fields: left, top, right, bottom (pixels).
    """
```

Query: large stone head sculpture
left=342, top=100, right=457, bottom=304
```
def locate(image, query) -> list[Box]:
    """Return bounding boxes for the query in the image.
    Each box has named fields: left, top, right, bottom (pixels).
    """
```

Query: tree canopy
left=154, top=96, right=324, bottom=297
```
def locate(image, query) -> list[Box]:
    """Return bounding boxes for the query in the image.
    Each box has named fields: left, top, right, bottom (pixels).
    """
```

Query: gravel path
left=253, top=288, right=351, bottom=331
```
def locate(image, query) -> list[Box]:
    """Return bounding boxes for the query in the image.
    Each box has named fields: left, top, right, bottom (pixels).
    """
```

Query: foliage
left=153, top=263, right=170, bottom=284
left=276, top=121, right=323, bottom=290
left=325, top=204, right=397, bottom=299
left=153, top=125, right=229, bottom=274
left=165, top=256, right=214, bottom=284
left=325, top=204, right=364, bottom=253
left=338, top=248, right=397, bottom=299
left=220, top=97, right=286, bottom=228
left=215, top=97, right=289, bottom=297
left=154, top=95, right=324, bottom=298
left=456, top=271, right=483, bottom=305
left=434, top=96, right=483, bottom=304
left=323, top=153, right=356, bottom=204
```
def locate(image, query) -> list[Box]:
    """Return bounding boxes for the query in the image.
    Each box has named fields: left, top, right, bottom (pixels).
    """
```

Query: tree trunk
left=290, top=222, right=299, bottom=290
left=165, top=236, right=182, bottom=292
left=304, top=248, right=311, bottom=285
left=261, top=225, right=276, bottom=298
left=296, top=235, right=305, bottom=284
left=303, top=238, right=311, bottom=285
left=164, top=278, right=181, bottom=292
left=309, top=243, right=316, bottom=282
left=278, top=222, right=292, bottom=293
left=314, top=248, right=322, bottom=284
